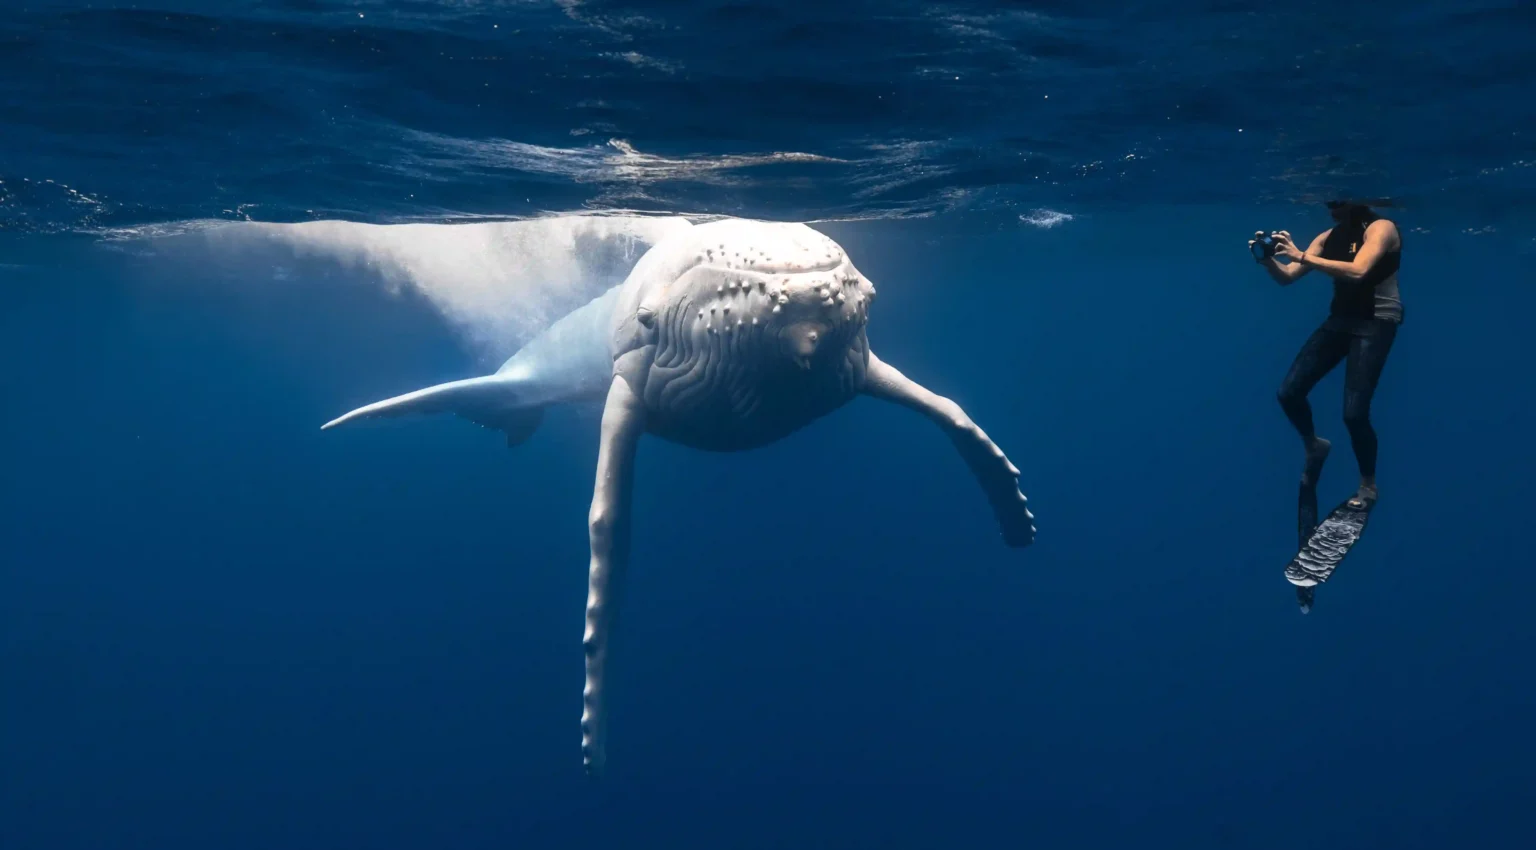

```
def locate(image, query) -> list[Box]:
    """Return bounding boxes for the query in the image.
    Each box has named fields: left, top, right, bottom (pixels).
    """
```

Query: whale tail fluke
left=321, top=375, right=544, bottom=446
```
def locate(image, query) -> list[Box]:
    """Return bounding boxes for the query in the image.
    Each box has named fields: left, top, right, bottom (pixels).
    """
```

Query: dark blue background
left=4, top=207, right=1533, bottom=848
left=3, top=0, right=1536, bottom=847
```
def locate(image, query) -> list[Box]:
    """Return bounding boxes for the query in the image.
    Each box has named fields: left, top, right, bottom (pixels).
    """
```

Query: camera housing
left=1250, top=232, right=1282, bottom=261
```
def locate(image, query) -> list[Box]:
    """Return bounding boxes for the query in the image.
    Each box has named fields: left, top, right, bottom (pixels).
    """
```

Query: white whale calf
left=322, top=218, right=1035, bottom=773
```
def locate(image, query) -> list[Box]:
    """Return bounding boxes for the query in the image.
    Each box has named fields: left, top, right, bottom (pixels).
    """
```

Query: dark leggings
left=1277, top=319, right=1399, bottom=478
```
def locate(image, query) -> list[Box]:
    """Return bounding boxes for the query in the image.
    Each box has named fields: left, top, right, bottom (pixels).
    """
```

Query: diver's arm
left=1291, top=220, right=1400, bottom=281
left=1260, top=231, right=1327, bottom=286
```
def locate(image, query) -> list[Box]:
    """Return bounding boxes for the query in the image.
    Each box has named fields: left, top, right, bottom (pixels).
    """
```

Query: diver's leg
left=1277, top=325, right=1350, bottom=486
left=1342, top=321, right=1400, bottom=508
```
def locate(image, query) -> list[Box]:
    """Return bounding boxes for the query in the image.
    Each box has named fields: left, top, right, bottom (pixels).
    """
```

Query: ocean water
left=3, top=2, right=1535, bottom=848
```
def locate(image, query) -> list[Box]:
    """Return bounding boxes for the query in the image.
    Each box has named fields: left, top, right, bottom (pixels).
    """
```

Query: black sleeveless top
left=1321, top=213, right=1401, bottom=320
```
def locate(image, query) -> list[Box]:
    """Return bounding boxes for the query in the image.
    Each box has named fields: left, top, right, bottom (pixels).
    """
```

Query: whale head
left=625, top=221, right=878, bottom=450
left=641, top=222, right=877, bottom=374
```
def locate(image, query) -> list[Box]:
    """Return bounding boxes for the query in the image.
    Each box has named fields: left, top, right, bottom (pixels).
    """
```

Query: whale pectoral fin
left=320, top=375, right=511, bottom=430
left=321, top=375, right=550, bottom=447
left=581, top=374, right=647, bottom=777
left=861, top=352, right=1035, bottom=547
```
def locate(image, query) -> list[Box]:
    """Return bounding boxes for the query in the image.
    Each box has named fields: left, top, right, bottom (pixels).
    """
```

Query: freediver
left=1251, top=200, right=1403, bottom=513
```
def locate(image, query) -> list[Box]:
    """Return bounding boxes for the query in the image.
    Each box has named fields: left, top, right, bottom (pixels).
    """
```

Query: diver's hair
left=1327, top=195, right=1398, bottom=215
left=1326, top=199, right=1382, bottom=224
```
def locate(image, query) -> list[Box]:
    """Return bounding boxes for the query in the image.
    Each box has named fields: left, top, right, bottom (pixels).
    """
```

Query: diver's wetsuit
left=1276, top=212, right=1402, bottom=480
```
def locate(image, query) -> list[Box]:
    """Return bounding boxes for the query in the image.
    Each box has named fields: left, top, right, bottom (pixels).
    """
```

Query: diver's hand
left=1272, top=230, right=1306, bottom=262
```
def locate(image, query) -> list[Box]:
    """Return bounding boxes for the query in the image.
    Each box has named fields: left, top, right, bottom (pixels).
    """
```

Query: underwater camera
left=1250, top=231, right=1283, bottom=261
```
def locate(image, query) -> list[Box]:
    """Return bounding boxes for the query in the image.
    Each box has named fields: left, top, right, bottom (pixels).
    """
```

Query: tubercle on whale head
left=643, top=254, right=875, bottom=363
left=766, top=271, right=874, bottom=369
left=783, top=320, right=824, bottom=370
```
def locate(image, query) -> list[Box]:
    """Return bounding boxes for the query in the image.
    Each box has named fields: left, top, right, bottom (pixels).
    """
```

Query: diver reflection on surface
left=1250, top=200, right=1404, bottom=611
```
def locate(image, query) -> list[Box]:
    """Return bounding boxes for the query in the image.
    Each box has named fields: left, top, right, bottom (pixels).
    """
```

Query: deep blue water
left=4, top=2, right=1536, bottom=849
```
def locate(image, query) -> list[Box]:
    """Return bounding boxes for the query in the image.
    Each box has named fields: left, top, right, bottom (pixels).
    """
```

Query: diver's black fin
left=1292, top=482, right=1322, bottom=613
left=1298, top=481, right=1319, bottom=551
